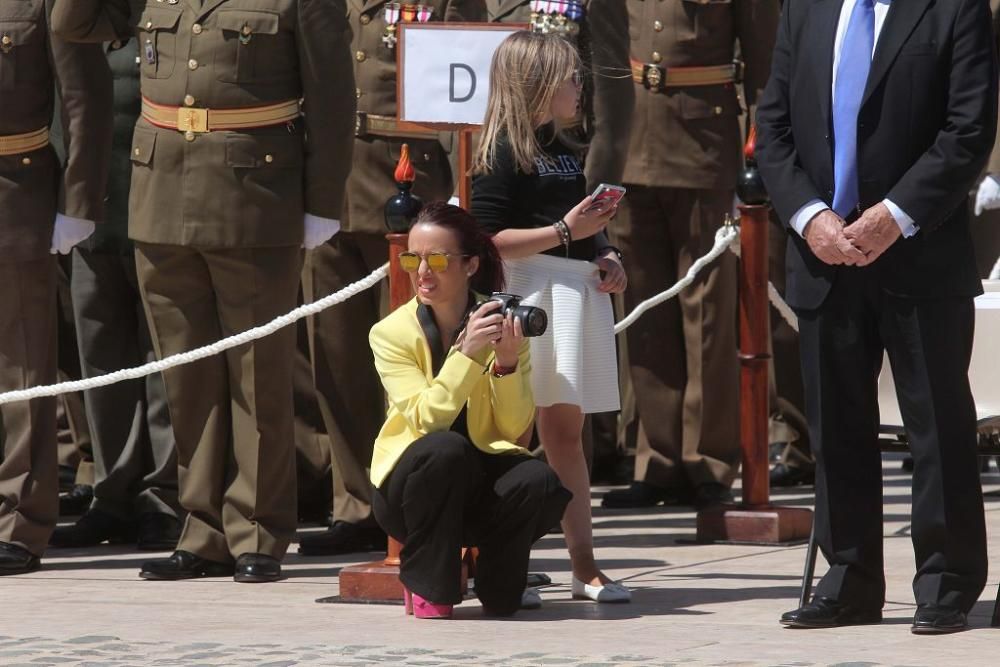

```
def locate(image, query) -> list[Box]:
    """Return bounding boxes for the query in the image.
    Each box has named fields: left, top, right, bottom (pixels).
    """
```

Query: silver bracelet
left=553, top=219, right=571, bottom=256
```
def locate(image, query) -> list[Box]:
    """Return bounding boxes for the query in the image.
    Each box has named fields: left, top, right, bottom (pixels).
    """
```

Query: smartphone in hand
left=584, top=183, right=626, bottom=214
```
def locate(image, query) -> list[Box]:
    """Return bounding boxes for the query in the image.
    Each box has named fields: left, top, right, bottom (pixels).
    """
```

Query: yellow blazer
left=369, top=297, right=533, bottom=487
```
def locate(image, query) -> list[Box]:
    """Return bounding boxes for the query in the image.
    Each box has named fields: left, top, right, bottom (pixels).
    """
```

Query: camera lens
left=515, top=305, right=548, bottom=337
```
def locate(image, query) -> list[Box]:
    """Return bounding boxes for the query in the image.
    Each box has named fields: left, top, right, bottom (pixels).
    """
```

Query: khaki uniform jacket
left=988, top=0, right=1000, bottom=174
left=51, top=0, right=356, bottom=248
left=0, top=0, right=111, bottom=263
left=487, top=0, right=633, bottom=189
left=623, top=0, right=778, bottom=190
left=345, top=0, right=484, bottom=234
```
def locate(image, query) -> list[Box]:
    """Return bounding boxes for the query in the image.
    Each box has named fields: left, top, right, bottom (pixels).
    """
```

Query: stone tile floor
left=2, top=455, right=999, bottom=667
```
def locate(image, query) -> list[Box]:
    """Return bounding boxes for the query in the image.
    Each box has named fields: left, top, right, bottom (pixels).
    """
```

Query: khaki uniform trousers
left=135, top=243, right=301, bottom=562
left=71, top=248, right=179, bottom=520
left=0, top=257, right=58, bottom=555
left=615, top=185, right=740, bottom=490
left=306, top=232, right=388, bottom=526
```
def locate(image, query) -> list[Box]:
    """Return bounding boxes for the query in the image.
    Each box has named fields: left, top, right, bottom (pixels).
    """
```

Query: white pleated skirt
left=504, top=253, right=621, bottom=414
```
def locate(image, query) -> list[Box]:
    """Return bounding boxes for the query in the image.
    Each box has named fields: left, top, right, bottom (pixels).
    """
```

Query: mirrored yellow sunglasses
left=398, top=251, right=469, bottom=273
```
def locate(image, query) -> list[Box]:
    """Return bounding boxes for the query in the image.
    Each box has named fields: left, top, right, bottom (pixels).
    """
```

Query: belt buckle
left=643, top=64, right=664, bottom=92
left=732, top=58, right=745, bottom=85
left=177, top=107, right=209, bottom=133
left=355, top=111, right=368, bottom=138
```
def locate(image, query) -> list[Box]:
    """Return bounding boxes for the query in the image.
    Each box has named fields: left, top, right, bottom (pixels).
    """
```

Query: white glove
left=975, top=174, right=1000, bottom=216
left=50, top=213, right=96, bottom=255
left=303, top=213, right=341, bottom=250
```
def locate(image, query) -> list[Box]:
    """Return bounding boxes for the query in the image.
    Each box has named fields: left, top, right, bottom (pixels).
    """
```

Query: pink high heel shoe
left=403, top=588, right=453, bottom=619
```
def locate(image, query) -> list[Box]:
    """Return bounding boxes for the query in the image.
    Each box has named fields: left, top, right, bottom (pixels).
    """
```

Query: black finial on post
left=736, top=126, right=769, bottom=206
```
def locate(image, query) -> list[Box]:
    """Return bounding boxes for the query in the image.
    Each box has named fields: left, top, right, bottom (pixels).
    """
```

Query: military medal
left=144, top=39, right=156, bottom=65
left=1, top=34, right=13, bottom=54
left=529, top=0, right=585, bottom=38
left=382, top=3, right=433, bottom=50
left=239, top=24, right=253, bottom=45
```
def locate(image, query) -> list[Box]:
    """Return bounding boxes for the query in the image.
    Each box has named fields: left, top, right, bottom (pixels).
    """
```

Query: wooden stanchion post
left=696, top=128, right=812, bottom=544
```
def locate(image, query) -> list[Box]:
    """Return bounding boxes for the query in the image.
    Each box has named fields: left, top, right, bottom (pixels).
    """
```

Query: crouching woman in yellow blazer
left=369, top=203, right=571, bottom=619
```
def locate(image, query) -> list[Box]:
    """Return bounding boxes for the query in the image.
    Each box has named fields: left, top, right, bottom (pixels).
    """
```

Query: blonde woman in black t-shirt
left=471, top=31, right=630, bottom=605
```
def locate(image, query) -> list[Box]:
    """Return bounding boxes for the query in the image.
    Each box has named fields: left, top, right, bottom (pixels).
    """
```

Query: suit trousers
left=71, top=248, right=179, bottom=520
left=0, top=257, right=58, bottom=555
left=306, top=231, right=388, bottom=526
left=800, top=266, right=987, bottom=612
left=135, top=243, right=301, bottom=562
left=373, top=432, right=571, bottom=611
left=614, top=185, right=740, bottom=490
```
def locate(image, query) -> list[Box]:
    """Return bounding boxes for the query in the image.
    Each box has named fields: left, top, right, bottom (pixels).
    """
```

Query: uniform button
left=184, top=130, right=196, bottom=142
left=355, top=50, right=367, bottom=62
left=145, top=20, right=153, bottom=30
left=355, top=87, right=363, bottom=99
left=192, top=23, right=203, bottom=35
left=423, top=153, right=431, bottom=161
left=265, top=154, right=274, bottom=164
left=242, top=25, right=252, bottom=36
left=134, top=148, right=140, bottom=156
left=184, top=94, right=195, bottom=106
left=188, top=59, right=198, bottom=70
left=360, top=14, right=371, bottom=25
left=21, top=157, right=31, bottom=166
left=653, top=20, right=663, bottom=32
left=651, top=51, right=662, bottom=64
left=713, top=106, right=723, bottom=115
left=111, top=39, right=122, bottom=49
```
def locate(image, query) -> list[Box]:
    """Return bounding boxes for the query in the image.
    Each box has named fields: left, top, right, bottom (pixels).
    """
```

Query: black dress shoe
left=136, top=513, right=182, bottom=551
left=770, top=463, right=816, bottom=487
left=780, top=597, right=882, bottom=628
left=234, top=553, right=281, bottom=583
left=693, top=483, right=735, bottom=511
left=140, top=550, right=234, bottom=580
left=601, top=481, right=678, bottom=509
left=49, top=509, right=136, bottom=548
left=0, top=542, right=40, bottom=576
left=59, top=484, right=94, bottom=517
left=911, top=604, right=968, bottom=634
left=297, top=521, right=386, bottom=556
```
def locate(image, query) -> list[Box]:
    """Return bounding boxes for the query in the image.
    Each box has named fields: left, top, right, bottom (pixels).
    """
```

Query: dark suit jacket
left=756, top=0, right=997, bottom=310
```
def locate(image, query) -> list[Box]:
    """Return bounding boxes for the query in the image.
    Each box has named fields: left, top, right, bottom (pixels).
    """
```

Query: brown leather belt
left=630, top=59, right=742, bottom=92
left=141, top=97, right=301, bottom=135
left=355, top=112, right=439, bottom=140
left=0, top=128, right=49, bottom=156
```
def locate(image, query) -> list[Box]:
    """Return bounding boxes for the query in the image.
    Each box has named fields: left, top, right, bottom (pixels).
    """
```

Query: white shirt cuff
left=789, top=199, right=829, bottom=237
left=883, top=199, right=918, bottom=238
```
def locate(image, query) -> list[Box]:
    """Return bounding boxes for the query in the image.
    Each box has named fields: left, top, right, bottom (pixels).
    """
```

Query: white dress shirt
left=789, top=0, right=918, bottom=238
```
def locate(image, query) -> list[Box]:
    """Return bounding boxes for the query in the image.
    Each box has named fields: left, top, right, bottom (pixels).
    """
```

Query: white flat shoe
left=571, top=577, right=632, bottom=603
left=520, top=587, right=542, bottom=609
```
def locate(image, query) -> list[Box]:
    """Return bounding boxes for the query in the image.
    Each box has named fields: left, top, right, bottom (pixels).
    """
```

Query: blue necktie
left=832, top=0, right=875, bottom=217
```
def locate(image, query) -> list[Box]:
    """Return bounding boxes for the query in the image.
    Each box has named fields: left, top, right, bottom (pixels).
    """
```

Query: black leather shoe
left=140, top=550, right=234, bottom=580
left=601, top=481, right=677, bottom=509
left=770, top=463, right=816, bottom=487
left=49, top=508, right=136, bottom=548
left=234, top=553, right=281, bottom=583
left=693, top=483, right=735, bottom=511
left=911, top=604, right=968, bottom=634
left=0, top=542, right=40, bottom=576
left=297, top=521, right=386, bottom=556
left=136, top=513, right=182, bottom=551
left=59, top=484, right=94, bottom=517
left=780, top=597, right=882, bottom=628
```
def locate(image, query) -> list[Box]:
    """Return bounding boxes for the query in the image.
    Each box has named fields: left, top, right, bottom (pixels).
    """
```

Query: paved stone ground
left=2, top=455, right=999, bottom=666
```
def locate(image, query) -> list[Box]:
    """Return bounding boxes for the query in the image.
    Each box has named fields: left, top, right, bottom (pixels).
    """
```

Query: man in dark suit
left=756, top=0, right=997, bottom=634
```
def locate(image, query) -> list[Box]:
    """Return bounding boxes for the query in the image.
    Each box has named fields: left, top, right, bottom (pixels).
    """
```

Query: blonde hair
left=472, top=31, right=582, bottom=175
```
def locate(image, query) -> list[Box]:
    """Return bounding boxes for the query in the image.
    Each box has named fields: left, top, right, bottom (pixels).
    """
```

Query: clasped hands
left=804, top=202, right=901, bottom=266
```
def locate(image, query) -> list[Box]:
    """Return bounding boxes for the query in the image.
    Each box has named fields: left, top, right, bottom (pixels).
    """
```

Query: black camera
left=486, top=293, right=548, bottom=338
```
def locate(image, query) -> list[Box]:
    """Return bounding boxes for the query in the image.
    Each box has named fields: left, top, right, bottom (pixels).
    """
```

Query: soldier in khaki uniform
left=299, top=0, right=484, bottom=556
left=0, top=0, right=112, bottom=575
left=52, top=0, right=356, bottom=581
left=602, top=0, right=779, bottom=510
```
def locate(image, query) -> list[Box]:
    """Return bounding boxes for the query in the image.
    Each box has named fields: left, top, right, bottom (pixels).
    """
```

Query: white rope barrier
left=991, top=254, right=1000, bottom=281
left=0, top=218, right=804, bottom=404
left=0, top=264, right=389, bottom=406
left=614, top=224, right=739, bottom=335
